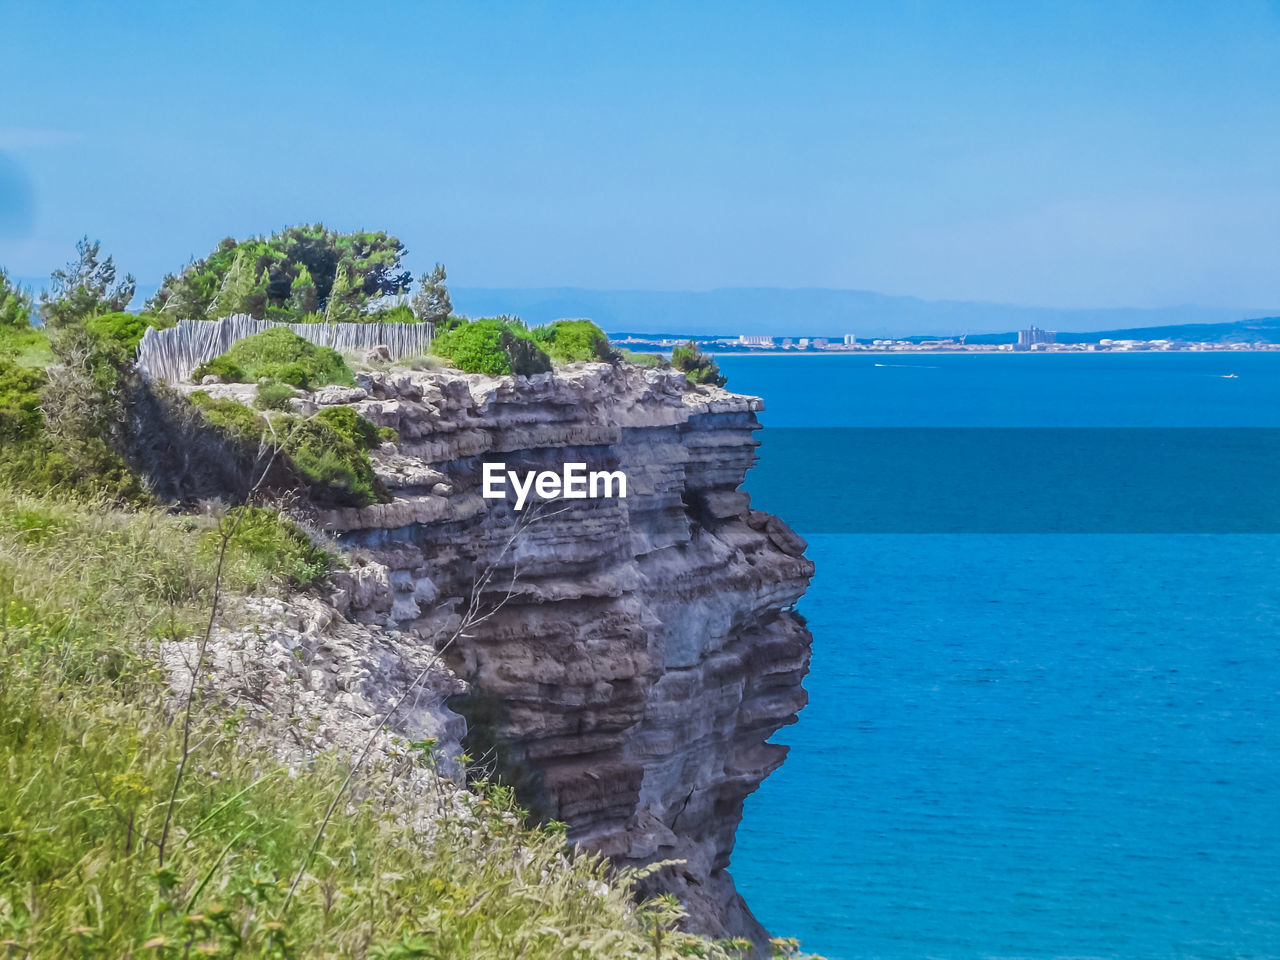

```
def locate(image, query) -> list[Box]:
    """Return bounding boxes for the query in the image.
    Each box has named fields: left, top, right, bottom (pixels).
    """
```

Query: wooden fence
left=135, top=314, right=435, bottom=383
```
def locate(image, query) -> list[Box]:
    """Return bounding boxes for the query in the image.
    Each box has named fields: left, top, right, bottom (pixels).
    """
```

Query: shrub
left=83, top=310, right=174, bottom=352
left=204, top=505, right=334, bottom=587
left=0, top=357, right=144, bottom=502
left=0, top=361, right=45, bottom=445
left=187, top=393, right=387, bottom=506
left=283, top=416, right=386, bottom=506
left=365, top=303, right=418, bottom=324
left=313, top=404, right=382, bottom=450
left=431, top=318, right=552, bottom=376
left=670, top=340, right=726, bottom=387
left=378, top=425, right=400, bottom=444
left=189, top=390, right=265, bottom=439
left=530, top=320, right=615, bottom=363
left=192, top=354, right=247, bottom=383
left=254, top=379, right=297, bottom=410
left=618, top=348, right=665, bottom=368
left=194, top=328, right=355, bottom=389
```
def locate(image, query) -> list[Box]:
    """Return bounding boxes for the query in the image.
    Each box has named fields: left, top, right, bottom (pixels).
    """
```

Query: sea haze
left=725, top=353, right=1280, bottom=960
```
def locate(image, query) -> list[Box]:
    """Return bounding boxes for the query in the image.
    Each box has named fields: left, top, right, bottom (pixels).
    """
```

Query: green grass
left=0, top=491, right=747, bottom=959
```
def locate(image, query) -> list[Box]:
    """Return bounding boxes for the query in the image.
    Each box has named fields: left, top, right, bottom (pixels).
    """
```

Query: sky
left=3, top=0, right=1280, bottom=315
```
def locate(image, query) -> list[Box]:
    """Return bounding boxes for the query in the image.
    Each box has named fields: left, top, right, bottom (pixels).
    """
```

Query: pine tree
left=411, top=263, right=452, bottom=325
left=288, top=265, right=319, bottom=318
left=0, top=269, right=34, bottom=329
left=212, top=250, right=268, bottom=319
left=40, top=237, right=137, bottom=328
left=324, top=266, right=365, bottom=323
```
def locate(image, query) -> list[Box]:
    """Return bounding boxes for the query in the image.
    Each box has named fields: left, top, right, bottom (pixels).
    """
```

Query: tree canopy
left=148, top=224, right=416, bottom=323
left=39, top=237, right=137, bottom=329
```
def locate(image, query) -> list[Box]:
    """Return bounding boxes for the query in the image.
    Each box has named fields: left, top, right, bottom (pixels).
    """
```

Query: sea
left=723, top=353, right=1280, bottom=960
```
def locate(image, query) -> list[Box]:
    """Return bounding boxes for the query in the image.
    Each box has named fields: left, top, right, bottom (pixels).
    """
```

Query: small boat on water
left=1222, top=373, right=1239, bottom=379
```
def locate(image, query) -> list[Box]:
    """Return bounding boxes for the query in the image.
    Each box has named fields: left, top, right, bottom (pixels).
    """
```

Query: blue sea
left=724, top=354, right=1280, bottom=960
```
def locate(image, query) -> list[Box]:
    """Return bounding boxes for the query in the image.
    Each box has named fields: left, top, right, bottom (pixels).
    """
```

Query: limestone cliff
left=195, top=362, right=813, bottom=944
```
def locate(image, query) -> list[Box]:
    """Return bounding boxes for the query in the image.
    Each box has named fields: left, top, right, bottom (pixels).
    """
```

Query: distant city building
left=798, top=338, right=810, bottom=348
left=812, top=338, right=830, bottom=348
left=843, top=334, right=858, bottom=345
left=781, top=338, right=794, bottom=347
left=737, top=335, right=775, bottom=347
left=1017, top=326, right=1056, bottom=349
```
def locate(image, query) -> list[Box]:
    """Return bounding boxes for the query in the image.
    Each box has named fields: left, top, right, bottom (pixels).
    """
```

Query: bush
left=0, top=361, right=45, bottom=445
left=283, top=416, right=386, bottom=506
left=205, top=505, right=334, bottom=587
left=365, top=304, right=418, bottom=324
left=670, top=340, right=726, bottom=387
left=431, top=318, right=552, bottom=376
left=618, top=348, right=665, bottom=368
left=189, top=390, right=265, bottom=439
left=378, top=425, right=400, bottom=444
left=530, top=320, right=615, bottom=363
left=313, top=405, right=382, bottom=450
left=0, top=357, right=144, bottom=502
left=254, top=379, right=297, bottom=410
left=194, top=328, right=355, bottom=389
left=83, top=310, right=174, bottom=352
left=192, top=354, right=247, bottom=383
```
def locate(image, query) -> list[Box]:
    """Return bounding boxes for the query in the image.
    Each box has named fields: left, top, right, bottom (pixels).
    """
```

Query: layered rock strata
left=288, top=363, right=811, bottom=944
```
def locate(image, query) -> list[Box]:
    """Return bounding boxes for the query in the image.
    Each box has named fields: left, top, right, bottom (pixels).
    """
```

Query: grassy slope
left=0, top=492, right=741, bottom=960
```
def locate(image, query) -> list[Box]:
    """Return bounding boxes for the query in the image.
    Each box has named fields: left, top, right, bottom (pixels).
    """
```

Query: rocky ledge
left=301, top=362, right=813, bottom=946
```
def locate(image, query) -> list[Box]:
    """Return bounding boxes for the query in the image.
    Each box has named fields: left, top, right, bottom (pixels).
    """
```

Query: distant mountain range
left=451, top=286, right=1278, bottom=340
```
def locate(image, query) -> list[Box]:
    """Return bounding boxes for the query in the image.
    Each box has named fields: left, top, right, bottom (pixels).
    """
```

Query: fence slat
left=136, top=314, right=434, bottom=383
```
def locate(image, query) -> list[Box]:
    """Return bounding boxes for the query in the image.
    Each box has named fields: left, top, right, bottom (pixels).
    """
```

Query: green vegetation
left=431, top=317, right=553, bottom=376
left=281, top=416, right=385, bottom=506
left=193, top=329, right=355, bottom=390
left=312, top=405, right=383, bottom=450
left=530, top=320, right=615, bottom=363
left=0, top=240, right=162, bottom=504
left=618, top=348, right=665, bottom=368
left=253, top=381, right=297, bottom=411
left=0, top=494, right=749, bottom=959
left=189, top=390, right=265, bottom=438
left=192, top=355, right=247, bottom=384
left=410, top=262, right=452, bottom=325
left=39, top=236, right=137, bottom=330
left=187, top=392, right=386, bottom=507
left=671, top=340, right=727, bottom=387
left=148, top=225, right=420, bottom=324
left=203, top=504, right=334, bottom=587
left=0, top=270, right=49, bottom=367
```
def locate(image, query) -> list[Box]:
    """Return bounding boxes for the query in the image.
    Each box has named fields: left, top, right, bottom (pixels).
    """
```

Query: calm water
left=724, top=354, right=1280, bottom=959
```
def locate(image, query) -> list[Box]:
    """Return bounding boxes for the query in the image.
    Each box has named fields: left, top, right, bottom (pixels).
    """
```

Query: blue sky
left=3, top=0, right=1280, bottom=312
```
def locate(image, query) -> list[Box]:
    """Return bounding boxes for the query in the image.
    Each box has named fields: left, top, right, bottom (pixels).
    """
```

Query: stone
left=201, top=374, right=220, bottom=385
left=363, top=345, right=392, bottom=364
left=310, top=362, right=813, bottom=949
left=314, top=385, right=368, bottom=405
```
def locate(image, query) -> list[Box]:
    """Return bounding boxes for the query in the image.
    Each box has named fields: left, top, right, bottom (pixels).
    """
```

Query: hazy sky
left=4, top=0, right=1280, bottom=310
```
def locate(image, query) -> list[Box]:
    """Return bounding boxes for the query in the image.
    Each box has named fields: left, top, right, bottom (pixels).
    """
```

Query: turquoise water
left=724, top=354, right=1280, bottom=959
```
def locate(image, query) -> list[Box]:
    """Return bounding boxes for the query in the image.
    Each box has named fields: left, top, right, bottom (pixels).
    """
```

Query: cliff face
left=304, top=363, right=812, bottom=943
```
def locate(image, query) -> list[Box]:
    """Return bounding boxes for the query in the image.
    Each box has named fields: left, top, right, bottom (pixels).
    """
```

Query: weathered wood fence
left=135, top=314, right=435, bottom=383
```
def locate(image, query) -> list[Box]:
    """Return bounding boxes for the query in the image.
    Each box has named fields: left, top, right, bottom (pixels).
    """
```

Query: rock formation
left=200, top=362, right=813, bottom=945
